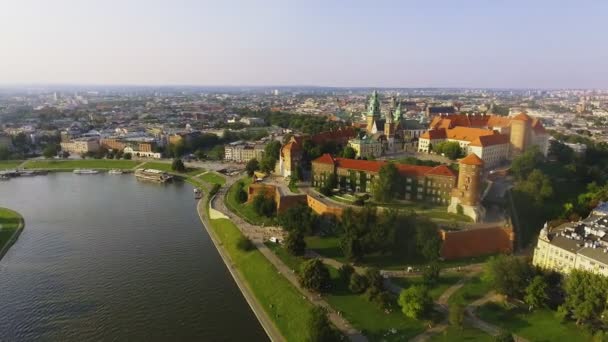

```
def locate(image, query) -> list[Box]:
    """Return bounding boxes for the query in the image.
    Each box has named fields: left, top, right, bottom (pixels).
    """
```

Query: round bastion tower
left=448, top=153, right=486, bottom=222
left=509, top=112, right=532, bottom=158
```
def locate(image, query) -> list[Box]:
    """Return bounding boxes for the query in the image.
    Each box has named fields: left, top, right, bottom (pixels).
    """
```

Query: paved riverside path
left=211, top=181, right=368, bottom=342
left=196, top=194, right=284, bottom=342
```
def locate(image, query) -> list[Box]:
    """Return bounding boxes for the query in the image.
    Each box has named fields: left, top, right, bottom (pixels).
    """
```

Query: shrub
left=349, top=273, right=369, bottom=294
left=236, top=236, right=255, bottom=251
left=338, top=264, right=355, bottom=284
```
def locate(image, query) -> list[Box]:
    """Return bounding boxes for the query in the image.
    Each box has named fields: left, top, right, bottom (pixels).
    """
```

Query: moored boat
left=108, top=169, right=124, bottom=175
left=134, top=169, right=173, bottom=183
left=73, top=169, right=99, bottom=175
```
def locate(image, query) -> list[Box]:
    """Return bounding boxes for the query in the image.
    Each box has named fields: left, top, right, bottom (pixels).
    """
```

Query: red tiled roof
left=312, top=155, right=456, bottom=178
left=420, top=129, right=447, bottom=140
left=310, top=127, right=356, bottom=144
left=429, top=113, right=514, bottom=130
left=426, top=165, right=457, bottom=177
left=445, top=126, right=497, bottom=142
left=459, top=153, right=484, bottom=166
left=314, top=153, right=335, bottom=165
left=469, top=133, right=510, bottom=147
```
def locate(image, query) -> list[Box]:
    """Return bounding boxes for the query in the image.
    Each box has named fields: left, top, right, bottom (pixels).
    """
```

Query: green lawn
left=23, top=159, right=138, bottom=170
left=225, top=177, right=276, bottom=226
left=448, top=276, right=492, bottom=306
left=0, top=208, right=24, bottom=254
left=208, top=218, right=313, bottom=342
left=305, top=236, right=345, bottom=262
left=325, top=266, right=426, bottom=341
left=139, top=161, right=203, bottom=176
left=198, top=171, right=226, bottom=185
left=265, top=242, right=303, bottom=271
left=477, top=303, right=591, bottom=342
left=428, top=325, right=493, bottom=342
left=392, top=272, right=463, bottom=301
left=0, top=160, right=23, bottom=170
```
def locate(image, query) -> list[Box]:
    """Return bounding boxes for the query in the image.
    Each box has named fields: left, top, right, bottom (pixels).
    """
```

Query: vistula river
left=0, top=172, right=267, bottom=341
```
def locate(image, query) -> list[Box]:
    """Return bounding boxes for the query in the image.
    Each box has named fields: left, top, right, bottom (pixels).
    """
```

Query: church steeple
left=393, top=101, right=402, bottom=122
left=366, top=90, right=381, bottom=118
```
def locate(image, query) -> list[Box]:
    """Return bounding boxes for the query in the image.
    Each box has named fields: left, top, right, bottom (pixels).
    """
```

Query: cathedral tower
left=366, top=90, right=381, bottom=133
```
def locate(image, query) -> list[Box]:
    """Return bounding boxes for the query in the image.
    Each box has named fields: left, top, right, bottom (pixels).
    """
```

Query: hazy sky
left=1, top=0, right=607, bottom=88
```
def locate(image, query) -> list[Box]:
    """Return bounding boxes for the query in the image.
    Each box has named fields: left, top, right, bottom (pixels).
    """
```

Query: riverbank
left=0, top=207, right=25, bottom=261
left=196, top=194, right=291, bottom=342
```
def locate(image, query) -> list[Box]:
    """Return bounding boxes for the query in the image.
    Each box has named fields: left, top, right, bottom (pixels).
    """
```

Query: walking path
left=212, top=180, right=368, bottom=342
left=465, top=292, right=529, bottom=342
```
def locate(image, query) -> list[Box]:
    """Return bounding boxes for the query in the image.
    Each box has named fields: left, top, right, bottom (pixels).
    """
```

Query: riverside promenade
left=196, top=194, right=284, bottom=342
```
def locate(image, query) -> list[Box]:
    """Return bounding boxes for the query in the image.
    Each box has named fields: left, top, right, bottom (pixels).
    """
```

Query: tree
left=524, top=275, right=549, bottom=311
left=515, top=169, right=553, bottom=205
left=372, top=163, right=400, bottom=202
left=308, top=307, right=340, bottom=342
left=252, top=192, right=276, bottom=217
left=171, top=158, right=186, bottom=172
left=320, top=173, right=337, bottom=196
left=43, top=144, right=58, bottom=159
left=422, top=262, right=440, bottom=286
left=208, top=145, right=225, bottom=160
left=124, top=152, right=132, bottom=160
left=349, top=272, right=368, bottom=294
left=449, top=302, right=465, bottom=328
left=245, top=158, right=260, bottom=177
left=483, top=255, right=532, bottom=299
left=494, top=330, right=514, bottom=342
left=416, top=225, right=441, bottom=262
left=398, top=285, right=433, bottom=319
left=285, top=231, right=306, bottom=256
left=511, top=147, right=543, bottom=180
left=563, top=270, right=608, bottom=325
left=278, top=205, right=316, bottom=235
left=0, top=145, right=9, bottom=160
left=338, top=264, right=355, bottom=283
left=169, top=141, right=185, bottom=158
left=299, top=258, right=330, bottom=292
left=434, top=141, right=463, bottom=160
left=236, top=236, right=254, bottom=251
left=342, top=146, right=357, bottom=159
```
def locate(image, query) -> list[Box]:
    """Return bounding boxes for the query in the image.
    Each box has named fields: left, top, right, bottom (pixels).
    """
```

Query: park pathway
left=465, top=292, right=529, bottom=342
left=211, top=180, right=367, bottom=342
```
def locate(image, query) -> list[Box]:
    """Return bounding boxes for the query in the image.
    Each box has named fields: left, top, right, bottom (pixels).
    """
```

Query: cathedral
left=353, top=91, right=407, bottom=156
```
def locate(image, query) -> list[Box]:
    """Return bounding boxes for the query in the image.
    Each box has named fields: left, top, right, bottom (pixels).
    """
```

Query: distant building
left=533, top=203, right=608, bottom=277
left=418, top=112, right=549, bottom=167
left=224, top=142, right=265, bottom=163
left=60, top=137, right=100, bottom=154
left=348, top=137, right=382, bottom=159
left=241, top=117, right=265, bottom=126
left=564, top=142, right=587, bottom=156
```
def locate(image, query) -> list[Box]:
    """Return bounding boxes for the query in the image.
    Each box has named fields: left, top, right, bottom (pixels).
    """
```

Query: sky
left=1, top=0, right=607, bottom=88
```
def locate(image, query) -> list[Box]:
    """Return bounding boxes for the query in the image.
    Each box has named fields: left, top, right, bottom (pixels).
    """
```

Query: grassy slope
left=0, top=160, right=23, bottom=170
left=199, top=171, right=226, bottom=185
left=0, top=208, right=23, bottom=252
left=23, top=159, right=138, bottom=170
left=477, top=303, right=591, bottom=342
left=225, top=177, right=275, bottom=226
left=208, top=218, right=312, bottom=342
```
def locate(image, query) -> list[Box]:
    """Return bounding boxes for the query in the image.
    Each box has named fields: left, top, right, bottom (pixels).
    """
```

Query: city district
left=3, top=87, right=608, bottom=341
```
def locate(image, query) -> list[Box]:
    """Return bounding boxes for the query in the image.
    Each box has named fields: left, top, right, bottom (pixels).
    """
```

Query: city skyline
left=2, top=0, right=608, bottom=89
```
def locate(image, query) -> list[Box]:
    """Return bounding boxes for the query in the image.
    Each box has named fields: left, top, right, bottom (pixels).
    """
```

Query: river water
left=0, top=173, right=267, bottom=341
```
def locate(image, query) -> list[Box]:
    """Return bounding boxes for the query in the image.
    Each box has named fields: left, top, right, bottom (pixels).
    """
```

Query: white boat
left=108, top=169, right=123, bottom=175
left=73, top=169, right=99, bottom=175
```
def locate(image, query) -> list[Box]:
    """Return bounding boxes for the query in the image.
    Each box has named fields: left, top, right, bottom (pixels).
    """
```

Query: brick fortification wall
left=306, top=195, right=344, bottom=218
left=246, top=183, right=307, bottom=214
left=439, top=226, right=514, bottom=260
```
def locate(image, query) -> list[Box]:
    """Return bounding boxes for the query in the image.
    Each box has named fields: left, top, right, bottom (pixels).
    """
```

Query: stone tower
left=448, top=153, right=485, bottom=222
left=366, top=90, right=381, bottom=133
left=509, top=112, right=532, bottom=158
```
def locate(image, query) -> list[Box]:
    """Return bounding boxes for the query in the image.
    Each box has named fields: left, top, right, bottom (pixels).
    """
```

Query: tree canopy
left=372, top=163, right=400, bottom=202
left=299, top=258, right=331, bottom=292
left=398, top=285, right=433, bottom=319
